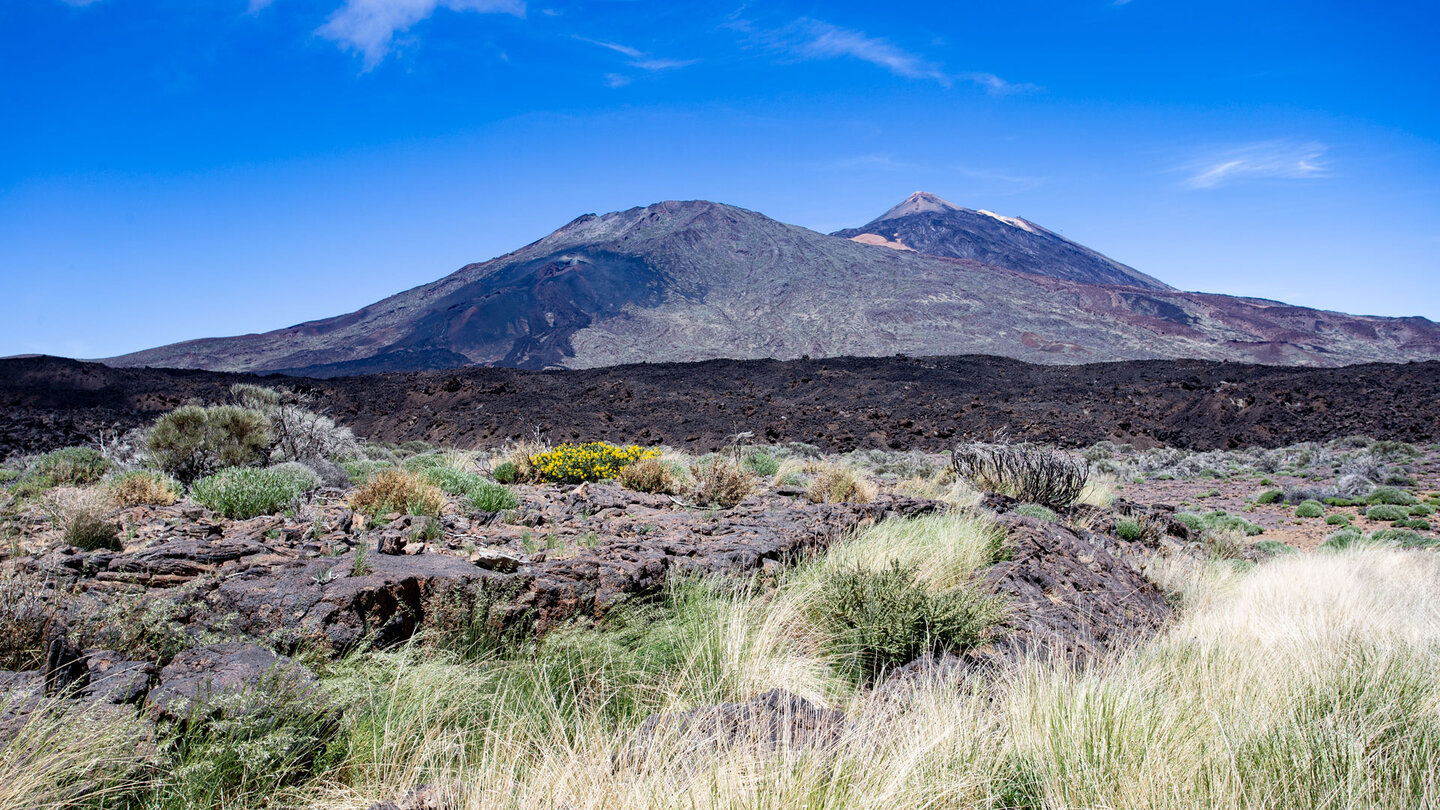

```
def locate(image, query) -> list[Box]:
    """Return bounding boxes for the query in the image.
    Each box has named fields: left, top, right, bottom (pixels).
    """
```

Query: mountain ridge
left=105, top=197, right=1440, bottom=376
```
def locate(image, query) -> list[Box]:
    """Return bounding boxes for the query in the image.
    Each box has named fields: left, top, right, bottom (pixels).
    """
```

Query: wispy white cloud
left=1180, top=141, right=1330, bottom=189
left=574, top=35, right=699, bottom=77
left=575, top=36, right=644, bottom=58
left=56, top=0, right=106, bottom=6
left=318, top=0, right=525, bottom=69
left=737, top=17, right=1035, bottom=94
left=788, top=19, right=947, bottom=83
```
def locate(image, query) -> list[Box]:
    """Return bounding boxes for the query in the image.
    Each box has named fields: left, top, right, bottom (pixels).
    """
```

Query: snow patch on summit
left=977, top=209, right=1039, bottom=233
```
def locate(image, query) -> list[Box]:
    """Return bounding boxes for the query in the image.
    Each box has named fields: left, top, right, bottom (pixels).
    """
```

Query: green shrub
left=9, top=474, right=57, bottom=500
left=149, top=405, right=271, bottom=484
left=1366, top=486, right=1418, bottom=506
left=31, top=446, right=110, bottom=486
left=1368, top=528, right=1439, bottom=549
left=0, top=469, right=17, bottom=484
left=1190, top=510, right=1264, bottom=537
left=1396, top=519, right=1432, bottom=531
left=467, top=481, right=518, bottom=513
left=1255, top=489, right=1283, bottom=505
left=1251, top=539, right=1298, bottom=557
left=813, top=560, right=1003, bottom=682
left=1295, top=500, right=1325, bottom=518
left=1325, top=513, right=1352, bottom=526
left=1174, top=512, right=1204, bottom=535
left=742, top=450, right=781, bottom=477
left=491, top=461, right=519, bottom=484
left=1410, top=504, right=1434, bottom=517
left=1114, top=517, right=1144, bottom=541
left=402, top=453, right=448, bottom=472
left=1324, top=497, right=1356, bottom=507
left=341, top=459, right=393, bottom=484
left=420, top=466, right=481, bottom=495
left=1015, top=503, right=1058, bottom=522
left=153, top=676, right=338, bottom=808
left=1365, top=504, right=1410, bottom=522
left=192, top=466, right=318, bottom=520
left=1319, top=528, right=1364, bottom=552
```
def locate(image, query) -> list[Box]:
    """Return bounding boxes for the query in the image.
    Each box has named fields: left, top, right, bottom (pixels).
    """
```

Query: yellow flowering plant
left=529, top=442, right=661, bottom=484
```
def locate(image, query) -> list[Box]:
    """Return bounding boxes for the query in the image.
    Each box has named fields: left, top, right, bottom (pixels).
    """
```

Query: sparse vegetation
left=192, top=465, right=319, bottom=519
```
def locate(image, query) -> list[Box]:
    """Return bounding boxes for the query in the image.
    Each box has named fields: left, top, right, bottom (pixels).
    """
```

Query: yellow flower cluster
left=529, top=442, right=661, bottom=484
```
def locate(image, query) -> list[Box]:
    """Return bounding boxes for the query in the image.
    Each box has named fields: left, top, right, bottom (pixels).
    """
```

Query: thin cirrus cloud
left=573, top=35, right=699, bottom=84
left=1181, top=141, right=1331, bottom=189
left=316, top=0, right=526, bottom=69
left=747, top=18, right=1035, bottom=95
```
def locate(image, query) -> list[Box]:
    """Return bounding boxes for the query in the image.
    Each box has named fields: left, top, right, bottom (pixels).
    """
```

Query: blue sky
left=2, top=0, right=1438, bottom=359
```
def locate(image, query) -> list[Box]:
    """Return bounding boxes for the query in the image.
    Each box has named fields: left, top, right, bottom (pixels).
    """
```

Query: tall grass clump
left=349, top=468, right=445, bottom=518
left=805, top=463, right=877, bottom=504
left=192, top=465, right=319, bottom=520
left=952, top=442, right=1092, bottom=508
left=43, top=486, right=120, bottom=550
left=110, top=469, right=181, bottom=507
left=689, top=455, right=754, bottom=508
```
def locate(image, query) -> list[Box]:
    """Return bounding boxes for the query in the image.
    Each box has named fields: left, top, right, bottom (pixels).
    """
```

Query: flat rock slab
left=147, top=642, right=316, bottom=720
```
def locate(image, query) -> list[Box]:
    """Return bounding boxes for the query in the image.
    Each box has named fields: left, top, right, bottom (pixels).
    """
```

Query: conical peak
left=872, top=191, right=963, bottom=223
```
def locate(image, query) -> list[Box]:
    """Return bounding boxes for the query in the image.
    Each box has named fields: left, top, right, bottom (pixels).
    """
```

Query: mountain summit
left=834, top=193, right=1170, bottom=290
left=106, top=198, right=1440, bottom=376
left=871, top=191, right=964, bottom=221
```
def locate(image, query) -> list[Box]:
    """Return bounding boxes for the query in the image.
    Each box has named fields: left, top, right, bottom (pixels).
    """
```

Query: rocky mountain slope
left=105, top=199, right=1440, bottom=375
left=832, top=192, right=1170, bottom=290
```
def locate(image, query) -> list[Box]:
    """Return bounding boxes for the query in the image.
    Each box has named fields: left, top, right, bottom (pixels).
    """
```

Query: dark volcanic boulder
left=147, top=642, right=316, bottom=720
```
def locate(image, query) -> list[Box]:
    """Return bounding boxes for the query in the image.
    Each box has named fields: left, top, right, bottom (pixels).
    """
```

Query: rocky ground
left=1, top=457, right=1197, bottom=758
left=5, top=354, right=1440, bottom=461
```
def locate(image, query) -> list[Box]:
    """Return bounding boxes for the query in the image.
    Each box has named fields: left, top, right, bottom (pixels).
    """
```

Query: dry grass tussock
left=348, top=468, right=446, bottom=518
left=43, top=486, right=120, bottom=550
left=110, top=470, right=181, bottom=507
left=805, top=463, right=876, bottom=504
left=8, top=516, right=1439, bottom=809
